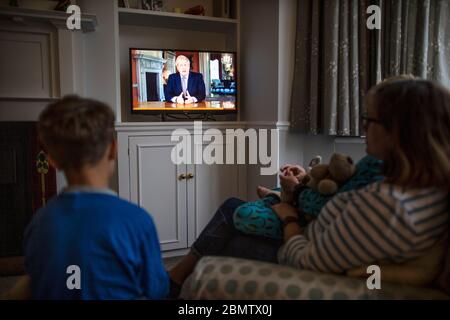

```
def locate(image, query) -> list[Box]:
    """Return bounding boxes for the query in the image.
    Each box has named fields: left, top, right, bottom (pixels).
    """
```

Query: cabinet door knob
left=186, top=173, right=194, bottom=179
left=178, top=173, right=187, bottom=180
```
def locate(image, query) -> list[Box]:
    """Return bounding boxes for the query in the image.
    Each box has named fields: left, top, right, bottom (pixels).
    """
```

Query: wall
left=0, top=19, right=60, bottom=121
left=240, top=0, right=278, bottom=123
left=239, top=0, right=280, bottom=199
left=79, top=0, right=120, bottom=115
left=277, top=0, right=303, bottom=171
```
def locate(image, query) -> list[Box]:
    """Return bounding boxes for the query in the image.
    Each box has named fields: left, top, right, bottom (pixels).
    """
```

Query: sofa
left=180, top=256, right=450, bottom=300
left=180, top=190, right=450, bottom=300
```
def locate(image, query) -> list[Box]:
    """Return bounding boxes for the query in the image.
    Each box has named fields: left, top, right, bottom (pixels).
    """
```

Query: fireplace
left=0, top=122, right=56, bottom=274
left=145, top=72, right=159, bottom=101
left=135, top=54, right=166, bottom=102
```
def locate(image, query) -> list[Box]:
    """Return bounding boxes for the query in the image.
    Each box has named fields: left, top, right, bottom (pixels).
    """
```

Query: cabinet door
left=186, top=135, right=242, bottom=246
left=129, top=135, right=187, bottom=251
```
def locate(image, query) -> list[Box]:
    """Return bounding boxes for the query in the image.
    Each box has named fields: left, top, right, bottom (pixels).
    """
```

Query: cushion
left=180, top=257, right=450, bottom=300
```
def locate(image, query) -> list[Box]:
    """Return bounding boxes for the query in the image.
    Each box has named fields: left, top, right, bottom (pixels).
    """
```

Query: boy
left=23, top=96, right=169, bottom=299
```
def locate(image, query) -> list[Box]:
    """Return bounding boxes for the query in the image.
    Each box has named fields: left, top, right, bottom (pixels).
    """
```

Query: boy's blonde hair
left=38, top=95, right=115, bottom=170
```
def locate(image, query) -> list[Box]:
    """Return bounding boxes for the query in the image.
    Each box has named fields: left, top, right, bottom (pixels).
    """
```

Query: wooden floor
left=163, top=256, right=183, bottom=270
left=0, top=256, right=183, bottom=297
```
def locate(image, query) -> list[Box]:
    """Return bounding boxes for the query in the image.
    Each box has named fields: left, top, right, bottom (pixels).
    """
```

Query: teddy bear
left=302, top=153, right=357, bottom=196
left=265, top=153, right=356, bottom=205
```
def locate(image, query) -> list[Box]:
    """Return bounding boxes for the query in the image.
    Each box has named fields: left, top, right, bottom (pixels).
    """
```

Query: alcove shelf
left=118, top=7, right=237, bottom=33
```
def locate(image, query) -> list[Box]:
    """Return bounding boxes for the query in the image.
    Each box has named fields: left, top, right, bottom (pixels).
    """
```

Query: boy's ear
left=108, top=139, right=118, bottom=161
left=47, top=155, right=60, bottom=170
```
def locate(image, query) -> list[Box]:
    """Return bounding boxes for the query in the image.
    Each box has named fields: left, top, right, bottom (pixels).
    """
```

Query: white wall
left=239, top=0, right=280, bottom=199
left=277, top=0, right=296, bottom=123
left=240, top=0, right=278, bottom=123
left=277, top=0, right=304, bottom=171
left=79, top=0, right=120, bottom=117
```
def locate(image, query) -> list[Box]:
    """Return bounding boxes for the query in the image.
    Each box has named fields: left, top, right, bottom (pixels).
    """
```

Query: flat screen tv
left=130, top=48, right=237, bottom=117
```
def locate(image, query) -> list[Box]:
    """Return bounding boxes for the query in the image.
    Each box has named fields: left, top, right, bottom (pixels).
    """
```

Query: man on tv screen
left=165, top=55, right=206, bottom=104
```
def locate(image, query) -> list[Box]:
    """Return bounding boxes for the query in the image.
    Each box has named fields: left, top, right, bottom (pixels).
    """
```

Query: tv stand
left=163, top=112, right=217, bottom=121
left=116, top=120, right=246, bottom=257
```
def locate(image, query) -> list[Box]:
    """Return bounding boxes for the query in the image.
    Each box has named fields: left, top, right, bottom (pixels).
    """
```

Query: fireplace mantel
left=0, top=5, right=98, bottom=105
left=0, top=6, right=97, bottom=32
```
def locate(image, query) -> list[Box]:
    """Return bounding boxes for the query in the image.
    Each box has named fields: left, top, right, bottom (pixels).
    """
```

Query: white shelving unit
left=113, top=0, right=240, bottom=123
left=118, top=7, right=237, bottom=33
left=102, top=0, right=244, bottom=256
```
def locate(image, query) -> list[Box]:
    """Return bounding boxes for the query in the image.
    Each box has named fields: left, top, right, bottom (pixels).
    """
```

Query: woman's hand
left=271, top=203, right=298, bottom=221
left=280, top=164, right=307, bottom=180
left=271, top=203, right=303, bottom=242
left=279, top=171, right=300, bottom=193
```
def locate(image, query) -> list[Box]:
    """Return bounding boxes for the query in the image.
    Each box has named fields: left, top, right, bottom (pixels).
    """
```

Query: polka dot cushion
left=180, top=257, right=450, bottom=300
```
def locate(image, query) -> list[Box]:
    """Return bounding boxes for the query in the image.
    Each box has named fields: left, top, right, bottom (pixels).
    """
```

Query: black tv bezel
left=129, top=48, right=238, bottom=116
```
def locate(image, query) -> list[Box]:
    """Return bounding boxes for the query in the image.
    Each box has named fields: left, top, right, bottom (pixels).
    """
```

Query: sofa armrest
left=180, top=257, right=450, bottom=300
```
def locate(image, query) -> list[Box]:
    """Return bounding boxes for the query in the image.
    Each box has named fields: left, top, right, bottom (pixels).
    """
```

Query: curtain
left=290, top=0, right=372, bottom=136
left=377, top=0, right=450, bottom=86
left=290, top=0, right=450, bottom=136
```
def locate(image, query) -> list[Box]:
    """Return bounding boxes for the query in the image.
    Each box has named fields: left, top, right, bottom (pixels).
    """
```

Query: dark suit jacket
left=165, top=71, right=206, bottom=102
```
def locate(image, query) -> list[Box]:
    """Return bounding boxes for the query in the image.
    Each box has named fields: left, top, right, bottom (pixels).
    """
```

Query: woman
left=169, top=79, right=450, bottom=295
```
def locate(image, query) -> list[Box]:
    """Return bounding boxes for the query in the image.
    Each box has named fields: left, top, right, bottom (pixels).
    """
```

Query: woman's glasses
left=361, top=114, right=383, bottom=127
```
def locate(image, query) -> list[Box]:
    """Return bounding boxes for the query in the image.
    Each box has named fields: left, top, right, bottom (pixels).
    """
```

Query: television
left=130, top=48, right=237, bottom=117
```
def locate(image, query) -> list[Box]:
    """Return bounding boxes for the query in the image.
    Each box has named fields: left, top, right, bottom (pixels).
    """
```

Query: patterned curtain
left=377, top=0, right=450, bottom=85
left=290, top=0, right=373, bottom=136
left=290, top=0, right=450, bottom=136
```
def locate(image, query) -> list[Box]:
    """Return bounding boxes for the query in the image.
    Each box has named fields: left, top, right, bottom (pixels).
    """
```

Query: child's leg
left=168, top=252, right=198, bottom=287
left=234, top=195, right=283, bottom=240
left=169, top=197, right=245, bottom=286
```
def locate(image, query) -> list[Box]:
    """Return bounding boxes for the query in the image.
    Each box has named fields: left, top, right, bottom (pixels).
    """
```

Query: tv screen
left=130, top=48, right=237, bottom=115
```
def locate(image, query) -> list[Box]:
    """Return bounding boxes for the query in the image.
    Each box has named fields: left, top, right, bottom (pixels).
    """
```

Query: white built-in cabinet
left=128, top=134, right=189, bottom=251
left=112, top=0, right=242, bottom=256
left=117, top=123, right=246, bottom=256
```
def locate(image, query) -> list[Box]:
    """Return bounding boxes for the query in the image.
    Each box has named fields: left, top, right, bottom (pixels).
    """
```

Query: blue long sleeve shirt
left=24, top=190, right=169, bottom=300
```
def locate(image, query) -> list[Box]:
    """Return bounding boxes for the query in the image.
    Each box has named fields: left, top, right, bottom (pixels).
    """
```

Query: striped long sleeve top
left=277, top=181, right=449, bottom=273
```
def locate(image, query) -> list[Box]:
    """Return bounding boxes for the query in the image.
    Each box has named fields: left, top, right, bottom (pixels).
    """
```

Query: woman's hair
left=366, top=78, right=450, bottom=189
